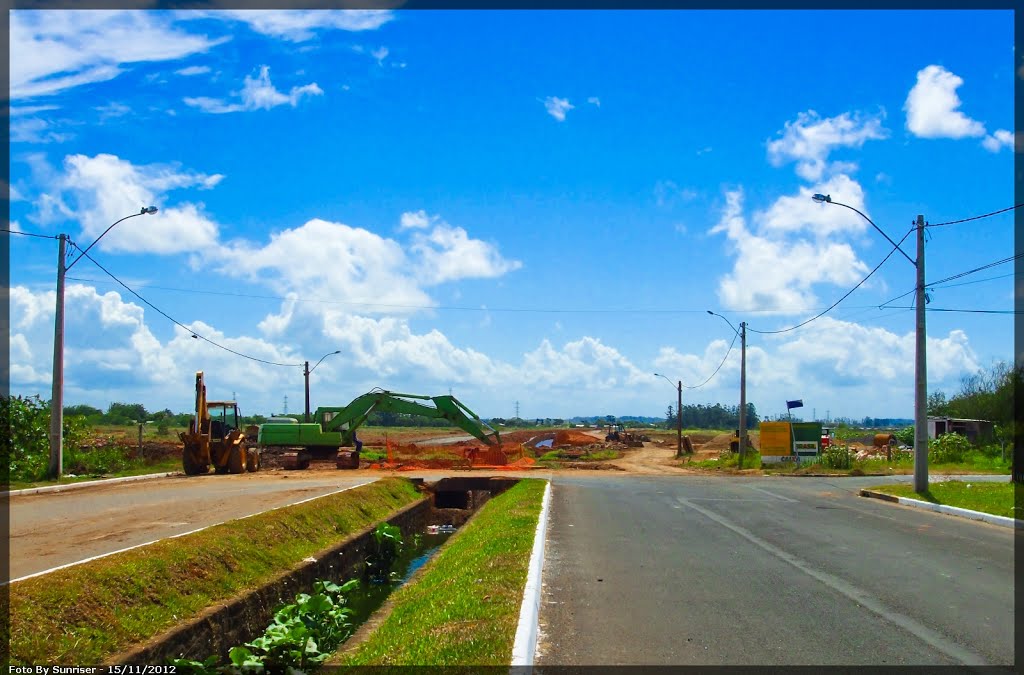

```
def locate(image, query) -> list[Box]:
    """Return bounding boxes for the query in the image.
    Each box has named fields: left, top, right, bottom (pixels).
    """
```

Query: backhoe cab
left=180, top=371, right=260, bottom=475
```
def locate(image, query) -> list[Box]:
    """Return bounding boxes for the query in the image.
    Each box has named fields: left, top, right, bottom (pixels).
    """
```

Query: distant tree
left=104, top=402, right=148, bottom=425
left=65, top=404, right=102, bottom=418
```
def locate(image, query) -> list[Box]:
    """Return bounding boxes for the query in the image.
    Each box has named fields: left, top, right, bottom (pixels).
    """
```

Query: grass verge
left=8, top=477, right=422, bottom=665
left=864, top=480, right=1022, bottom=520
left=5, top=457, right=182, bottom=491
left=331, top=478, right=547, bottom=666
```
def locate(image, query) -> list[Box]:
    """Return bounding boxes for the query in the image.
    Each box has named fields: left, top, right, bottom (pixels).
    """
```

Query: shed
left=927, top=417, right=995, bottom=445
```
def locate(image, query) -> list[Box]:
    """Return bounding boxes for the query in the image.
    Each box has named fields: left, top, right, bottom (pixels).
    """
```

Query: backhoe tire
left=228, top=445, right=245, bottom=474
left=182, top=446, right=209, bottom=476
left=246, top=448, right=260, bottom=473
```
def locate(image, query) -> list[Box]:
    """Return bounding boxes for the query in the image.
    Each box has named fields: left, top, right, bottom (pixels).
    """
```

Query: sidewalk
left=860, top=489, right=1022, bottom=529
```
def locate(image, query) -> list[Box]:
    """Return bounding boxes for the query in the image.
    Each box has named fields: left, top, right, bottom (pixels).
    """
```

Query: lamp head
left=142, top=206, right=158, bottom=215
left=811, top=194, right=831, bottom=203
left=706, top=310, right=714, bottom=315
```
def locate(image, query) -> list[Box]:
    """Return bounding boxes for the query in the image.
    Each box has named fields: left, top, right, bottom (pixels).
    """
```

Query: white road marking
left=6, top=480, right=375, bottom=586
left=746, top=485, right=798, bottom=502
left=676, top=495, right=988, bottom=666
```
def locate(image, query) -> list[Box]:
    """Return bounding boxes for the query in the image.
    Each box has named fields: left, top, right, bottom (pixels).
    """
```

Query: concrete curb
left=511, top=479, right=552, bottom=667
left=3, top=471, right=179, bottom=498
left=860, top=489, right=1022, bottom=529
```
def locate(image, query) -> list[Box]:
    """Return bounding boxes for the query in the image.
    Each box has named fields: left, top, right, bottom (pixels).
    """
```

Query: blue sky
left=8, top=9, right=1017, bottom=422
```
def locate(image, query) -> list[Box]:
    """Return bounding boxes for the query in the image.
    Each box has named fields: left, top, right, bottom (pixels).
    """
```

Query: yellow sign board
left=759, top=422, right=792, bottom=456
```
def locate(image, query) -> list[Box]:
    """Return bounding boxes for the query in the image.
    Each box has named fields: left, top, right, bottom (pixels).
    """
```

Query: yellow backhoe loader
left=179, top=371, right=260, bottom=475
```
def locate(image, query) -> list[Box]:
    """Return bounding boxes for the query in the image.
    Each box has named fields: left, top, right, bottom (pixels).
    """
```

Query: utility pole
left=49, top=234, right=67, bottom=478
left=738, top=321, right=747, bottom=470
left=303, top=361, right=311, bottom=422
left=283, top=395, right=288, bottom=415
left=515, top=400, right=520, bottom=419
left=914, top=214, right=928, bottom=493
left=676, top=380, right=683, bottom=458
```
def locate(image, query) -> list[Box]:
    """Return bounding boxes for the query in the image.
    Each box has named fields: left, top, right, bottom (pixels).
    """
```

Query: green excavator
left=257, top=388, right=500, bottom=469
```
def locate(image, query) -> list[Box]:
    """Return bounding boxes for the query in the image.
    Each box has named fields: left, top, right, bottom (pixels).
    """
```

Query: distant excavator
left=257, top=389, right=500, bottom=469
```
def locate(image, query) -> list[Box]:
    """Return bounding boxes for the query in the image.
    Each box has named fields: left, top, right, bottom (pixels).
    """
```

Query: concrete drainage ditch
left=105, top=476, right=520, bottom=666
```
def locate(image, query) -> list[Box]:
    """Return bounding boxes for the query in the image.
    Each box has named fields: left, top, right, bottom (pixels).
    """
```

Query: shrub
left=894, top=425, right=915, bottom=447
left=821, top=444, right=853, bottom=470
left=929, top=432, right=972, bottom=464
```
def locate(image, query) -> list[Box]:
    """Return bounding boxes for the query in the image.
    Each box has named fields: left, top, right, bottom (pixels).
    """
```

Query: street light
left=50, top=206, right=159, bottom=479
left=707, top=310, right=747, bottom=470
left=654, top=373, right=683, bottom=457
left=813, top=193, right=927, bottom=493
left=304, top=350, right=341, bottom=422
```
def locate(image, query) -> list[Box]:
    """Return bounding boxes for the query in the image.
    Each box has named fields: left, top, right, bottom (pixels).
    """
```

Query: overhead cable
left=680, top=329, right=739, bottom=391
left=926, top=203, right=1023, bottom=227
left=72, top=245, right=304, bottom=368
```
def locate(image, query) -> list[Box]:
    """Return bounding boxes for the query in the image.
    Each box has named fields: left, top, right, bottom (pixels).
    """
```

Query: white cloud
left=767, top=110, right=888, bottom=181
left=184, top=65, right=323, bottom=114
left=587, top=96, right=601, bottom=107
left=96, top=102, right=131, bottom=119
left=206, top=10, right=395, bottom=42
left=11, top=118, right=73, bottom=144
left=757, top=175, right=870, bottom=238
left=904, top=64, right=986, bottom=139
left=399, top=210, right=433, bottom=229
left=710, top=188, right=869, bottom=314
left=31, top=153, right=222, bottom=254
left=11, top=104, right=60, bottom=116
left=11, top=10, right=226, bottom=99
left=175, top=65, right=211, bottom=77
left=371, top=46, right=389, bottom=64
left=654, top=180, right=698, bottom=207
left=543, top=96, right=574, bottom=122
left=408, top=217, right=523, bottom=285
left=982, top=129, right=1015, bottom=153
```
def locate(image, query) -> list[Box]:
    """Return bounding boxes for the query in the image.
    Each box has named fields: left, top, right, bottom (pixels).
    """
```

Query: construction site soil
left=79, top=428, right=755, bottom=476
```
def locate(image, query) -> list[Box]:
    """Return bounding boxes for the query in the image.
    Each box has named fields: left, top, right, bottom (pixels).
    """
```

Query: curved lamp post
left=707, top=310, right=747, bottom=469
left=50, top=206, right=159, bottom=478
left=813, top=193, right=927, bottom=492
left=654, top=373, right=683, bottom=457
left=304, top=350, right=341, bottom=422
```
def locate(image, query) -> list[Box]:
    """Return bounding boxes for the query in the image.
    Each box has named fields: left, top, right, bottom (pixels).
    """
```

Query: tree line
left=664, top=402, right=760, bottom=430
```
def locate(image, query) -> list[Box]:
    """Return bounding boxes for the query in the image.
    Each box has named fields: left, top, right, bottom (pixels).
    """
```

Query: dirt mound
left=553, top=430, right=601, bottom=446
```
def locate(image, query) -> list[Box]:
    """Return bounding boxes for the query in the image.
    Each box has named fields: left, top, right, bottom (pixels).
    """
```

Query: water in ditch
left=340, top=529, right=453, bottom=633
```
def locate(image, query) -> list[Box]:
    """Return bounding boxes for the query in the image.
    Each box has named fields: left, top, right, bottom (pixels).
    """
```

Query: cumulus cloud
left=543, top=96, right=574, bottom=121
left=11, top=10, right=226, bottom=99
left=710, top=188, right=869, bottom=313
left=408, top=216, right=523, bottom=285
left=184, top=65, right=323, bottom=114
left=587, top=96, right=601, bottom=107
left=904, top=64, right=986, bottom=139
left=11, top=118, right=72, bottom=144
left=205, top=9, right=394, bottom=42
left=757, top=175, right=870, bottom=238
left=30, top=153, right=222, bottom=254
left=767, top=110, right=889, bottom=181
left=399, top=210, right=433, bottom=229
left=982, top=129, right=1015, bottom=153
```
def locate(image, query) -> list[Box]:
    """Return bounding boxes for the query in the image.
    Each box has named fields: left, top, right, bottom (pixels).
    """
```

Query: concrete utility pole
left=739, top=321, right=747, bottom=470
left=676, top=380, right=682, bottom=457
left=48, top=206, right=158, bottom=479
left=48, top=234, right=67, bottom=479
left=914, top=214, right=928, bottom=493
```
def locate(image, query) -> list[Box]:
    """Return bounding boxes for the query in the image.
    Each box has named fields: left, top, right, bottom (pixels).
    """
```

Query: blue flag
left=786, top=399, right=804, bottom=409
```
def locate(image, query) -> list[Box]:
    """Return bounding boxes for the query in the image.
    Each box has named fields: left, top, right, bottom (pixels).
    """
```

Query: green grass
left=686, top=450, right=762, bottom=470
left=864, top=480, right=1022, bottom=520
left=332, top=478, right=547, bottom=666
left=8, top=478, right=423, bottom=666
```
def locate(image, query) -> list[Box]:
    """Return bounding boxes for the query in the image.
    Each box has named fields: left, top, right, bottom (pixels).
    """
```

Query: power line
left=747, top=225, right=914, bottom=335
left=932, top=272, right=1015, bottom=289
left=681, top=329, right=739, bottom=390
left=71, top=245, right=304, bottom=368
left=879, top=252, right=1023, bottom=309
left=2, top=228, right=58, bottom=240
left=925, top=203, right=1024, bottom=228
left=884, top=306, right=1020, bottom=315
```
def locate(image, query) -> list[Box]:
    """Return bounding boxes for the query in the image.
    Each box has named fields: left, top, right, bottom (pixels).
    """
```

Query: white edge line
left=5, top=480, right=376, bottom=586
left=510, top=479, right=551, bottom=667
left=896, top=495, right=1023, bottom=529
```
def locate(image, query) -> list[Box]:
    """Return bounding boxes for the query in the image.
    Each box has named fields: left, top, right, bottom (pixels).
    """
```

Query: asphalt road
left=7, top=471, right=380, bottom=581
left=536, top=474, right=1014, bottom=666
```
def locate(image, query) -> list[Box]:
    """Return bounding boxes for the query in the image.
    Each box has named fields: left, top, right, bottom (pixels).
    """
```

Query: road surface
left=536, top=473, right=1014, bottom=666
left=7, top=472, right=381, bottom=580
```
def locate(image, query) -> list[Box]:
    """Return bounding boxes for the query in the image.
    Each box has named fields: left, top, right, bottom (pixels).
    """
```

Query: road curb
left=2, top=471, right=180, bottom=498
left=860, top=489, right=1022, bottom=529
left=511, top=479, right=551, bottom=667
